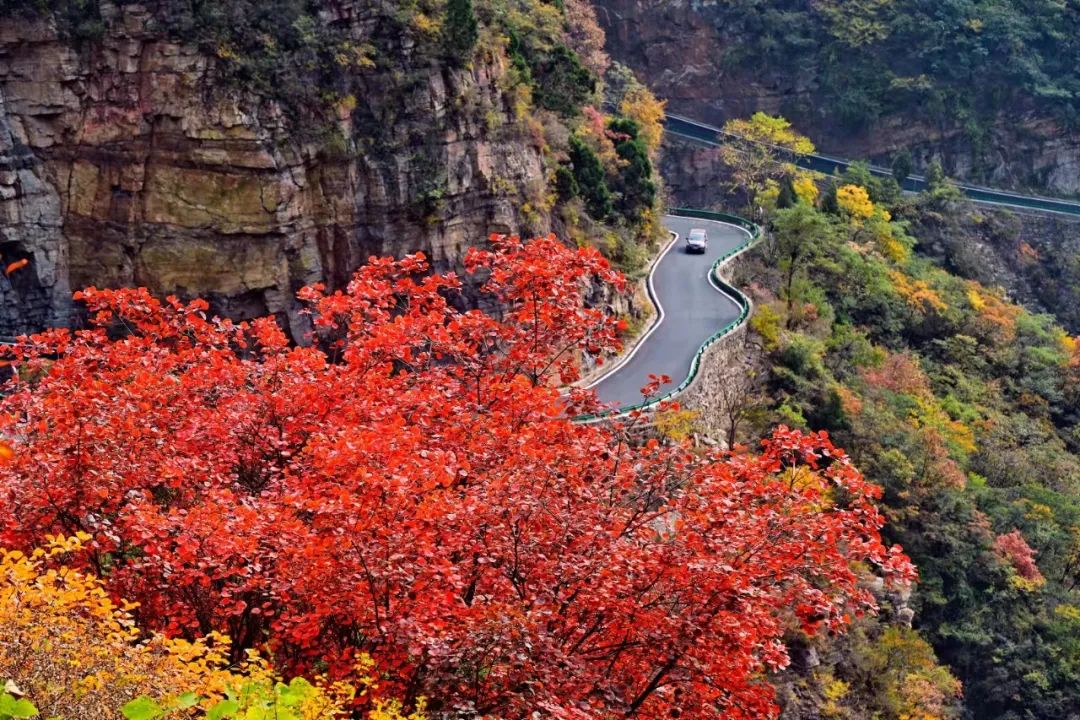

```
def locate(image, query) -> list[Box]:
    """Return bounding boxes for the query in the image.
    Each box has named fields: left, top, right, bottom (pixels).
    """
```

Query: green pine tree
left=891, top=149, right=914, bottom=185
left=925, top=158, right=946, bottom=190
left=776, top=176, right=797, bottom=209
left=569, top=136, right=613, bottom=219
left=444, top=0, right=478, bottom=64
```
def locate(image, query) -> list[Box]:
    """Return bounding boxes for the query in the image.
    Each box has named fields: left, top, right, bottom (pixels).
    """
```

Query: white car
left=686, top=228, right=708, bottom=254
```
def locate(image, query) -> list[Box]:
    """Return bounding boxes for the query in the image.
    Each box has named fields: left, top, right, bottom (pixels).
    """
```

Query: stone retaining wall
left=677, top=251, right=757, bottom=443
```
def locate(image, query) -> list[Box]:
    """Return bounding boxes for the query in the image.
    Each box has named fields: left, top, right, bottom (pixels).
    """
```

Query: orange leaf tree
left=0, top=234, right=911, bottom=719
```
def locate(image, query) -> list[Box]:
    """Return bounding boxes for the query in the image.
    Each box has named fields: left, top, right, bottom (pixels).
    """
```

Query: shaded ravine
left=582, top=212, right=756, bottom=418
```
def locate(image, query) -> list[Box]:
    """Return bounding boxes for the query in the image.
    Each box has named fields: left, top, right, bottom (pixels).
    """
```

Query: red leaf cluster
left=993, top=530, right=1044, bottom=584
left=0, top=236, right=911, bottom=719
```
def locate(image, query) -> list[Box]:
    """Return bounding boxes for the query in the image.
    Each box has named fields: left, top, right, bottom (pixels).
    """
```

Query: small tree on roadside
left=776, top=176, right=797, bottom=209
left=715, top=364, right=766, bottom=448
left=891, top=149, right=913, bottom=185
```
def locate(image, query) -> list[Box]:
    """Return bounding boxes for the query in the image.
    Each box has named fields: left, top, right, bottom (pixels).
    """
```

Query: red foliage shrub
left=993, top=530, right=1044, bottom=584
left=861, top=352, right=931, bottom=398
left=0, top=235, right=911, bottom=719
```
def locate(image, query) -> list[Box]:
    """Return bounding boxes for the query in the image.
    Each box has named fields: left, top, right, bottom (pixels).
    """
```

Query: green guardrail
left=574, top=209, right=762, bottom=422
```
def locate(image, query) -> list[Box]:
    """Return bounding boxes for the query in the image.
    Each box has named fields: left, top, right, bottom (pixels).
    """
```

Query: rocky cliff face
left=594, top=0, right=1080, bottom=197
left=0, top=1, right=548, bottom=337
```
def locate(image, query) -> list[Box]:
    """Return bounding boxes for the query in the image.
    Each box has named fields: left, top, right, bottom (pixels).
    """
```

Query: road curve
left=664, top=114, right=1080, bottom=217
left=586, top=215, right=750, bottom=412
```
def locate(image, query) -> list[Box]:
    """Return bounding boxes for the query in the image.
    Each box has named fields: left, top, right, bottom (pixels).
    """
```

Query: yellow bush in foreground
left=0, top=535, right=418, bottom=719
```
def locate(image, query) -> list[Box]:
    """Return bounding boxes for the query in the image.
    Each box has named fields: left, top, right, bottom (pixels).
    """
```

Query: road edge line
left=581, top=228, right=680, bottom=390
left=577, top=218, right=756, bottom=423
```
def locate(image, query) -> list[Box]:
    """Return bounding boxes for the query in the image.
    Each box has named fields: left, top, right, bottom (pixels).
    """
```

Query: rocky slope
left=0, top=1, right=553, bottom=337
left=915, top=205, right=1080, bottom=335
left=594, top=0, right=1080, bottom=197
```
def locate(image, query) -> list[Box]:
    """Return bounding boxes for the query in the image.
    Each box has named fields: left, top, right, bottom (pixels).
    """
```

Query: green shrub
left=444, top=0, right=479, bottom=63
left=529, top=45, right=596, bottom=117
left=568, top=135, right=612, bottom=219
left=2, top=0, right=104, bottom=42
left=608, top=117, right=657, bottom=220
left=554, top=164, right=579, bottom=201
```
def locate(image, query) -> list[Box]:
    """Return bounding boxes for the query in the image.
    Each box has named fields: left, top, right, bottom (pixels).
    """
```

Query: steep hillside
left=699, top=164, right=1080, bottom=718
left=0, top=0, right=662, bottom=336
left=594, top=0, right=1080, bottom=197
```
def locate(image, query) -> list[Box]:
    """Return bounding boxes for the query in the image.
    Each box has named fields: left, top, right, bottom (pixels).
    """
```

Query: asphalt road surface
left=587, top=215, right=749, bottom=411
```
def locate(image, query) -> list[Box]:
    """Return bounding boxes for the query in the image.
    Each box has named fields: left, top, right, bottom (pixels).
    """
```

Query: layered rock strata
left=0, top=2, right=548, bottom=336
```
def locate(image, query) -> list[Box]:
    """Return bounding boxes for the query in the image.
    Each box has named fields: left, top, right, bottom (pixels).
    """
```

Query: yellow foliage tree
left=870, top=214, right=909, bottom=263
left=723, top=112, right=816, bottom=155
left=756, top=178, right=781, bottom=214
left=653, top=406, right=700, bottom=442
left=834, top=183, right=909, bottom=262
left=750, top=303, right=784, bottom=351
left=793, top=173, right=820, bottom=205
left=0, top=536, right=420, bottom=720
left=619, top=85, right=666, bottom=159
left=836, top=184, right=876, bottom=224
left=719, top=113, right=815, bottom=215
left=965, top=281, right=1021, bottom=342
left=818, top=672, right=850, bottom=719
left=889, top=270, right=948, bottom=314
left=847, top=626, right=963, bottom=720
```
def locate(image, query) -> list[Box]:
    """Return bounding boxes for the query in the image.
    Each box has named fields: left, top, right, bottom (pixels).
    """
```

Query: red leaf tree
left=0, top=235, right=912, bottom=718
left=993, top=530, right=1045, bottom=585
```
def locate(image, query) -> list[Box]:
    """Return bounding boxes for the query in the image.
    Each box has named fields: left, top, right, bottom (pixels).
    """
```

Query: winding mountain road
left=586, top=215, right=750, bottom=412
left=579, top=113, right=1080, bottom=421
left=8, top=115, right=1076, bottom=411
